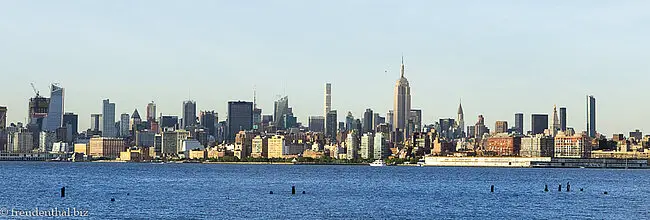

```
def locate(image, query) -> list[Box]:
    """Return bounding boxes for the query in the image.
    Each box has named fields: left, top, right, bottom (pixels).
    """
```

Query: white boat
left=370, top=159, right=387, bottom=167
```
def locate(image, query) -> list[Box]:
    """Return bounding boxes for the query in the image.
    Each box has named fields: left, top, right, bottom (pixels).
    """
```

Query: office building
left=326, top=110, right=337, bottom=140
left=62, top=113, right=78, bottom=135
left=360, top=133, right=374, bottom=159
left=520, top=135, right=555, bottom=157
left=531, top=114, right=548, bottom=135
left=457, top=101, right=464, bottom=136
left=393, top=57, right=411, bottom=139
left=273, top=96, right=289, bottom=128
left=308, top=116, right=325, bottom=133
left=373, top=132, right=390, bottom=159
left=146, top=101, right=156, bottom=122
left=130, top=109, right=141, bottom=132
left=363, top=109, right=374, bottom=133
left=199, top=111, right=218, bottom=136
left=474, top=115, right=489, bottom=139
left=227, top=101, right=253, bottom=142
left=119, top=113, right=130, bottom=137
left=629, top=130, right=642, bottom=141
left=550, top=105, right=560, bottom=136
left=102, top=99, right=116, bottom=137
left=559, top=107, right=567, bottom=131
left=89, top=137, right=125, bottom=159
left=514, top=113, right=524, bottom=134
left=251, top=135, right=269, bottom=158
left=495, top=121, right=508, bottom=134
left=586, top=95, right=596, bottom=138
left=409, top=109, right=422, bottom=134
left=486, top=134, right=521, bottom=156
left=0, top=106, right=6, bottom=129
left=43, top=84, right=64, bottom=131
left=234, top=131, right=254, bottom=159
left=554, top=133, right=591, bottom=158
left=324, top=83, right=332, bottom=135
left=182, top=100, right=197, bottom=128
left=28, top=96, right=49, bottom=130
left=91, top=114, right=102, bottom=132
left=160, top=115, right=179, bottom=130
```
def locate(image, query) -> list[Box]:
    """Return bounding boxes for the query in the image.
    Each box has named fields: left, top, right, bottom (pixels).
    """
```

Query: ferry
left=369, top=159, right=387, bottom=167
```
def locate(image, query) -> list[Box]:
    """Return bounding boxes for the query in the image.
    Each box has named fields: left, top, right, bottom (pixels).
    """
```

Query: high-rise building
left=227, top=101, right=253, bottom=142
left=559, top=107, right=567, bottom=131
left=308, top=116, right=325, bottom=133
left=363, top=109, right=374, bottom=133
left=130, top=109, right=141, bottom=131
left=372, top=113, right=385, bottom=132
left=520, top=134, right=555, bottom=157
left=457, top=101, right=464, bottom=136
left=252, top=108, right=262, bottom=130
left=373, top=132, right=390, bottom=159
left=273, top=96, right=289, bottom=129
left=393, top=57, right=411, bottom=139
left=550, top=105, right=560, bottom=136
left=146, top=101, right=156, bottom=122
left=325, top=110, right=337, bottom=140
left=119, top=113, right=130, bottom=137
left=410, top=109, right=422, bottom=133
left=199, top=111, right=218, bottom=136
left=182, top=100, right=197, bottom=129
left=345, top=112, right=354, bottom=131
left=102, top=99, right=116, bottom=137
left=495, top=121, right=508, bottom=134
left=554, top=133, right=591, bottom=158
left=514, top=113, right=524, bottom=134
left=386, top=110, right=394, bottom=130
left=346, top=130, right=359, bottom=160
left=43, top=84, right=64, bottom=131
left=0, top=106, right=6, bottom=129
left=360, top=133, right=374, bottom=159
left=91, top=114, right=102, bottom=132
left=531, top=114, right=548, bottom=135
left=586, top=95, right=596, bottom=138
left=474, top=115, right=489, bottom=138
left=28, top=96, right=49, bottom=130
left=62, top=113, right=78, bottom=135
left=324, top=83, right=332, bottom=134
left=160, top=116, right=179, bottom=130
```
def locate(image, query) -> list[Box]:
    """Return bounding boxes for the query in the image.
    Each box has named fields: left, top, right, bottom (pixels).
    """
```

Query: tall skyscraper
left=363, top=109, right=374, bottom=133
left=182, top=100, right=197, bottom=129
left=160, top=115, right=179, bottom=130
left=120, top=113, right=130, bottom=137
left=550, top=105, right=560, bottom=136
left=457, top=101, right=464, bottom=136
left=386, top=110, right=394, bottom=130
left=393, top=56, right=411, bottom=139
left=586, top=95, right=596, bottom=138
left=91, top=114, right=102, bottom=132
left=28, top=95, right=49, bottom=130
left=199, top=111, right=218, bottom=136
left=326, top=110, right=337, bottom=140
left=514, top=113, right=524, bottom=134
left=62, top=113, right=78, bottom=135
left=531, top=114, right=548, bottom=135
left=559, top=107, right=567, bottom=131
left=345, top=112, right=354, bottom=131
left=130, top=109, right=141, bottom=131
left=273, top=96, right=289, bottom=128
left=0, top=106, right=6, bottom=130
left=102, top=99, right=116, bottom=137
left=308, top=116, right=325, bottom=133
left=146, top=101, right=156, bottom=122
left=409, top=109, right=422, bottom=133
left=43, top=84, right=64, bottom=131
left=227, top=101, right=253, bottom=142
left=324, top=83, right=332, bottom=136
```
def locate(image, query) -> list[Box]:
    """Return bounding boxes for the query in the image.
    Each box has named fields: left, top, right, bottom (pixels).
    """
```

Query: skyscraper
left=130, top=109, right=141, bottom=131
left=457, top=101, right=464, bottom=136
left=273, top=96, right=289, bottom=129
left=227, top=101, right=253, bottom=142
left=199, top=111, right=218, bottom=136
left=146, top=101, right=156, bottom=122
left=531, top=114, right=548, bottom=135
left=308, top=116, right=325, bottom=133
left=586, top=95, right=596, bottom=138
left=345, top=112, right=354, bottom=131
left=514, top=113, right=524, bottom=134
left=363, top=109, right=373, bottom=133
left=102, top=99, right=116, bottom=137
left=120, top=113, right=130, bottom=137
left=91, top=114, right=102, bottom=132
left=324, top=83, right=331, bottom=119
left=28, top=96, right=49, bottom=130
left=559, top=107, right=567, bottom=131
left=326, top=110, right=337, bottom=140
left=0, top=106, right=6, bottom=130
left=393, top=56, right=411, bottom=139
left=386, top=110, right=394, bottom=130
left=550, top=105, right=560, bottom=136
left=182, top=100, right=197, bottom=129
left=409, top=109, right=422, bottom=134
left=62, top=113, right=78, bottom=135
left=43, top=84, right=64, bottom=131
left=495, top=121, right=509, bottom=134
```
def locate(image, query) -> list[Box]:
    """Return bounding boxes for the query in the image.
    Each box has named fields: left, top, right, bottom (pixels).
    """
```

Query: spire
left=400, top=55, right=405, bottom=78
left=457, top=99, right=464, bottom=115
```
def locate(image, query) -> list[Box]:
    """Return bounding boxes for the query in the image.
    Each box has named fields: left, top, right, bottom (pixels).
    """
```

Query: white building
left=360, top=133, right=374, bottom=159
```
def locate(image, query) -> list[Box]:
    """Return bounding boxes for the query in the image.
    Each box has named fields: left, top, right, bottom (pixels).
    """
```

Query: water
left=0, top=162, right=648, bottom=219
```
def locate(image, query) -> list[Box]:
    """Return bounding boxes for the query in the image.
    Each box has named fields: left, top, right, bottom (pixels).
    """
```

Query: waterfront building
left=160, top=130, right=189, bottom=156
left=346, top=130, right=359, bottom=160
left=182, top=100, right=197, bottom=129
left=531, top=114, right=548, bottom=135
left=495, top=121, right=508, bottom=134
left=267, top=135, right=304, bottom=158
left=89, top=137, right=125, bottom=159
left=119, top=113, right=130, bottom=137
left=373, top=132, right=390, bottom=159
left=554, top=132, right=591, bottom=158
left=43, top=84, right=64, bottom=132
left=514, top=113, right=524, bottom=134
left=486, top=134, right=521, bottom=156
left=308, top=116, right=325, bottom=133
left=0, top=106, right=6, bottom=129
left=587, top=95, right=596, bottom=138
left=74, top=143, right=89, bottom=155
left=363, top=109, right=374, bottom=134
left=360, top=133, right=374, bottom=159
left=234, top=131, right=254, bottom=159
left=10, top=129, right=33, bottom=153
left=393, top=57, right=412, bottom=139
left=520, top=134, right=555, bottom=157
left=227, top=101, right=253, bottom=142
left=251, top=135, right=269, bottom=158
left=38, top=131, right=56, bottom=152
left=102, top=99, right=116, bottom=137
left=146, top=101, right=156, bottom=122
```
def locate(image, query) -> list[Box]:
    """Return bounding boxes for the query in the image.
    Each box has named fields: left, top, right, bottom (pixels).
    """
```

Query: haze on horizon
left=1, top=1, right=648, bottom=135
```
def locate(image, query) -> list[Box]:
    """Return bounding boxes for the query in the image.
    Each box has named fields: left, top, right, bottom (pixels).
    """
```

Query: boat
left=370, top=159, right=387, bottom=167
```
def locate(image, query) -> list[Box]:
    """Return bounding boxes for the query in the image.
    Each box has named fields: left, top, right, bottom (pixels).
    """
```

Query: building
left=234, top=131, right=254, bottom=159
left=373, top=132, right=390, bottom=159
left=199, top=111, right=218, bottom=136
left=346, top=130, right=359, bottom=160
left=439, top=118, right=456, bottom=140
left=630, top=130, right=642, bottom=141
left=586, top=95, right=596, bottom=138
left=554, top=133, right=591, bottom=158
left=345, top=112, right=354, bottom=131
left=267, top=135, right=304, bottom=158
left=146, top=101, right=156, bottom=122
left=457, top=101, right=464, bottom=137
left=372, top=113, right=385, bottom=132
left=474, top=115, right=489, bottom=139
left=252, top=108, right=262, bottom=130
left=28, top=95, right=49, bottom=130
left=324, top=83, right=332, bottom=135
left=531, top=114, right=548, bottom=135
left=273, top=96, right=290, bottom=128
left=227, top=101, right=253, bottom=142
left=161, top=130, right=189, bottom=156
left=360, top=133, right=374, bottom=159
left=550, top=105, right=560, bottom=136
left=495, top=121, right=508, bottom=134
left=74, top=143, right=89, bottom=155
left=409, top=109, right=422, bottom=134
left=89, top=137, right=125, bottom=159
left=62, top=113, right=78, bottom=136
left=520, top=135, right=555, bottom=157
left=10, top=129, right=33, bottom=153
left=130, top=109, right=142, bottom=132
left=38, top=131, right=56, bottom=152
left=0, top=106, right=6, bottom=129
left=43, top=84, right=64, bottom=132
left=559, top=107, right=567, bottom=131
left=160, top=115, right=179, bottom=130
left=102, top=99, right=116, bottom=137
left=251, top=135, right=269, bottom=158
left=119, top=113, right=130, bottom=137
left=325, top=110, right=337, bottom=141
left=393, top=57, right=411, bottom=139
left=182, top=100, right=197, bottom=129
left=386, top=110, right=394, bottom=130
left=308, top=116, right=325, bottom=133
left=90, top=114, right=102, bottom=132
left=486, top=135, right=521, bottom=156
left=363, top=109, right=374, bottom=134
left=135, top=131, right=155, bottom=147
left=119, top=147, right=151, bottom=162
left=514, top=113, right=524, bottom=134
left=432, top=136, right=455, bottom=155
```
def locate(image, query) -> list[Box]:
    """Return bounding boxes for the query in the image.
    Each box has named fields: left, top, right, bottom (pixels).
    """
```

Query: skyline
left=1, top=1, right=649, bottom=134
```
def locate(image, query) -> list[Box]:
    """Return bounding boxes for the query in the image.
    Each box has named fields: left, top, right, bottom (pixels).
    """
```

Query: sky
left=1, top=1, right=649, bottom=135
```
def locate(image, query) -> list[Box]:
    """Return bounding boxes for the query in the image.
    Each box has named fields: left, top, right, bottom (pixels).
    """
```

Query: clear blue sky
left=1, top=1, right=649, bottom=135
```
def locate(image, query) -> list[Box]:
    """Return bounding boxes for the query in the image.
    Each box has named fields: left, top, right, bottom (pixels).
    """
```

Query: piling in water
left=566, top=182, right=570, bottom=192
left=302, top=191, right=306, bottom=194
left=544, top=185, right=548, bottom=192
left=558, top=184, right=562, bottom=192
left=604, top=191, right=608, bottom=195
left=580, top=188, right=583, bottom=192
left=491, top=185, right=494, bottom=193
left=111, top=198, right=115, bottom=202
left=292, top=186, right=296, bottom=195
left=61, top=187, right=65, bottom=198
left=270, top=191, right=274, bottom=194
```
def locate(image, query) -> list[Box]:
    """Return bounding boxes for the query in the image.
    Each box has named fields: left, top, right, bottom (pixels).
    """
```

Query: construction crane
left=30, top=82, right=40, bottom=97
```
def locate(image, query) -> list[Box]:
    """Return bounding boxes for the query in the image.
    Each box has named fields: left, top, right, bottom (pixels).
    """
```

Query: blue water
left=0, top=162, right=648, bottom=219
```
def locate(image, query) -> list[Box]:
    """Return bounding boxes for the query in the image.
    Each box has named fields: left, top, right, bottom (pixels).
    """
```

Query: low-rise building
left=486, top=134, right=521, bottom=156
left=189, top=149, right=207, bottom=160
left=251, top=135, right=269, bottom=158
left=89, top=137, right=125, bottom=159
left=520, top=135, right=555, bottom=157
left=554, top=133, right=591, bottom=158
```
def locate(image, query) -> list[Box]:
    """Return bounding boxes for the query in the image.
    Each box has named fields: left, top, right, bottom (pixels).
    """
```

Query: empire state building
left=393, top=57, right=411, bottom=140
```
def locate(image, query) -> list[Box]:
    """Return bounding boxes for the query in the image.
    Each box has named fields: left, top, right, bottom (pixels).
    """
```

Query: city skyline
left=1, top=1, right=649, bottom=135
